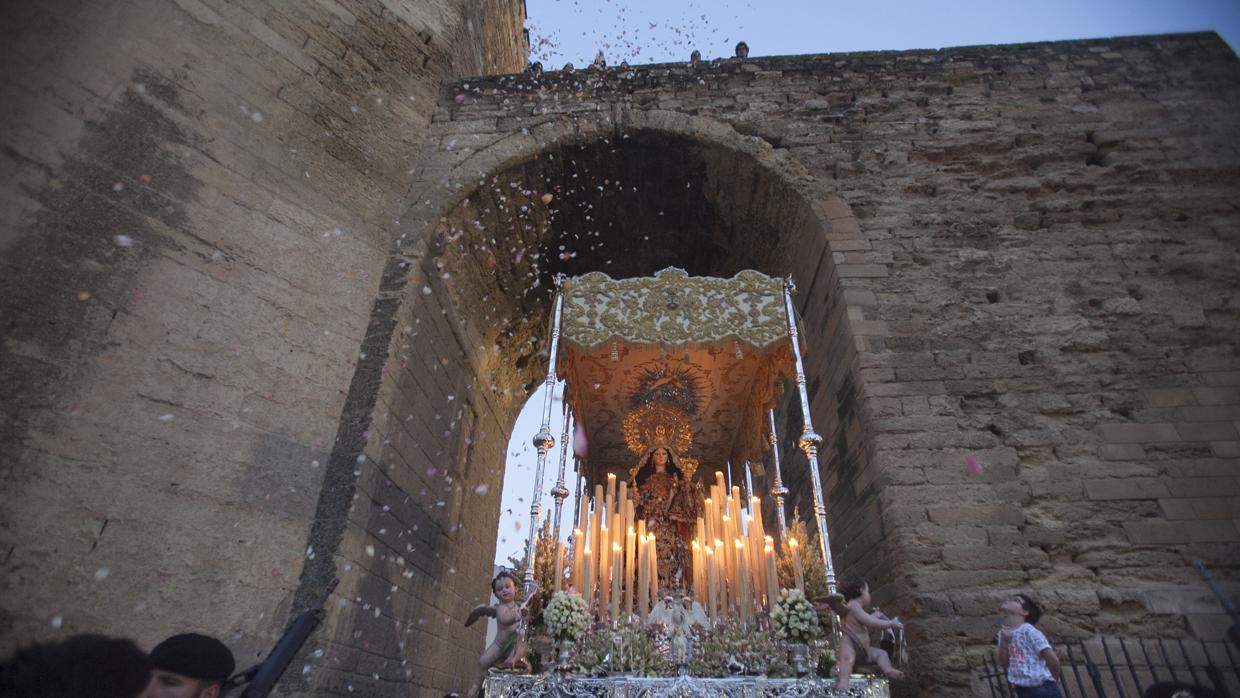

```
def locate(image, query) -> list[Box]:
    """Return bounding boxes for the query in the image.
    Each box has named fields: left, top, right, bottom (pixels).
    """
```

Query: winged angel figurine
left=648, top=592, right=710, bottom=668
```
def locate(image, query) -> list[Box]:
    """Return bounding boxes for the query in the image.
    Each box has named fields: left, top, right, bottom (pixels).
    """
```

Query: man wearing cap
left=145, top=634, right=235, bottom=698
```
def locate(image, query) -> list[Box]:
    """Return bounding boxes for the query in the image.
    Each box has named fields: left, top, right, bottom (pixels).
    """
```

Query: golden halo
left=623, top=403, right=693, bottom=457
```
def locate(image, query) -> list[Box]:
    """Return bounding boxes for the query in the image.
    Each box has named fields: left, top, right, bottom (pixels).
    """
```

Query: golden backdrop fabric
left=557, top=268, right=793, bottom=483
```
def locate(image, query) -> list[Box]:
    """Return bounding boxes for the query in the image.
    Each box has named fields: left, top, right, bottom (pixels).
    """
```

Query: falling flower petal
left=965, top=454, right=984, bottom=477
left=573, top=422, right=589, bottom=459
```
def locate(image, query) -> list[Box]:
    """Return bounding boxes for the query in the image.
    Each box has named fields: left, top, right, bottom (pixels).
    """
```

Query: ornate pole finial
left=781, top=279, right=836, bottom=595
left=523, top=291, right=565, bottom=595
left=767, top=409, right=789, bottom=543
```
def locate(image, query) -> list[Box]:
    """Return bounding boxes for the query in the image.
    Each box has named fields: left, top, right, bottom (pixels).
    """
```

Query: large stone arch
left=287, top=106, right=903, bottom=695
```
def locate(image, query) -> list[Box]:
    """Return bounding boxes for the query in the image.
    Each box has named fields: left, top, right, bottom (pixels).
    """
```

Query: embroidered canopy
left=557, top=268, right=794, bottom=484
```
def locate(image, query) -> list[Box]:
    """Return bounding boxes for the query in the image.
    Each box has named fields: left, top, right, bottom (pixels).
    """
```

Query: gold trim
left=561, top=268, right=787, bottom=351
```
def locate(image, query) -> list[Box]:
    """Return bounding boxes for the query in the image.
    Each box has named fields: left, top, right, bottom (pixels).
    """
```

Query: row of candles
left=554, top=471, right=807, bottom=625
left=558, top=473, right=658, bottom=624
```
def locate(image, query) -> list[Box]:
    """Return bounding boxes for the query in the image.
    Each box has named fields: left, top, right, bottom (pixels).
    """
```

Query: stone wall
left=4, top=9, right=1238, bottom=696
left=397, top=32, right=1240, bottom=694
left=0, top=0, right=525, bottom=695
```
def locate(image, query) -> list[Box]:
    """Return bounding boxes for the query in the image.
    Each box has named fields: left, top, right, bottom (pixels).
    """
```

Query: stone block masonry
left=406, top=32, right=1240, bottom=695
left=0, top=1, right=526, bottom=696
left=3, top=10, right=1239, bottom=698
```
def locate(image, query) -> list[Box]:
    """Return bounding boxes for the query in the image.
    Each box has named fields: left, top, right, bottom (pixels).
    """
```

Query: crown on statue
left=623, top=403, right=697, bottom=478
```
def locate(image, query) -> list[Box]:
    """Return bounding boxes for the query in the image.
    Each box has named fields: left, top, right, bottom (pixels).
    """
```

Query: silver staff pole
left=767, top=409, right=789, bottom=543
left=781, top=277, right=837, bottom=595
left=523, top=279, right=566, bottom=595
left=550, top=404, right=572, bottom=544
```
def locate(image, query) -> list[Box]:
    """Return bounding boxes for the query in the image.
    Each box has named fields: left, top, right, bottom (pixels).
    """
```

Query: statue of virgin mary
left=630, top=444, right=702, bottom=594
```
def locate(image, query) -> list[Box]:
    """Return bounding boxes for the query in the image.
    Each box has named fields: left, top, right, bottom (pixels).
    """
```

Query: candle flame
left=613, top=542, right=621, bottom=552
left=789, top=538, right=799, bottom=548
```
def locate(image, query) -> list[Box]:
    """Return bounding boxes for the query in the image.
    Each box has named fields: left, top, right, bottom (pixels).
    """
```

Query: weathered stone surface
left=408, top=33, right=1240, bottom=695
left=0, top=1, right=526, bottom=696
left=3, top=17, right=1239, bottom=698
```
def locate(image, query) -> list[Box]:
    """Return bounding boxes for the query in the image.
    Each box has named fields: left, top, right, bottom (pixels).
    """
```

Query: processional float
left=499, top=268, right=886, bottom=697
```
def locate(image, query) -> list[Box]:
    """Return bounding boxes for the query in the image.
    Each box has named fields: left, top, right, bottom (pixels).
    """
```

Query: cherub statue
left=464, top=571, right=537, bottom=696
left=821, top=574, right=905, bottom=691
left=648, top=592, right=709, bottom=668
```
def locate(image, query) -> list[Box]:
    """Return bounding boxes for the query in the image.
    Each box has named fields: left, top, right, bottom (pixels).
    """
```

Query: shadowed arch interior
left=292, top=125, right=885, bottom=696
left=429, top=130, right=825, bottom=397
left=420, top=128, right=880, bottom=580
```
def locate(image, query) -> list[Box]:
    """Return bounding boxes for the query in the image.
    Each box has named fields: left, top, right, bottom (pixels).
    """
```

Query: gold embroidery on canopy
left=561, top=268, right=787, bottom=351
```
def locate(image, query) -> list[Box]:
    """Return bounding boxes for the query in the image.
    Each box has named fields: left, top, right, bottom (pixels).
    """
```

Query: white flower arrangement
left=771, top=588, right=819, bottom=643
left=544, top=591, right=589, bottom=641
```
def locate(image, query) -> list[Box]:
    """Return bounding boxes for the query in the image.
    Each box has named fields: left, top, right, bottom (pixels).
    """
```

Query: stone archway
left=291, top=110, right=893, bottom=696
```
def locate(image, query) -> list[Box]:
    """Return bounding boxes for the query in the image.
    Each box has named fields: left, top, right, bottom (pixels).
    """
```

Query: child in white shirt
left=997, top=594, right=1063, bottom=698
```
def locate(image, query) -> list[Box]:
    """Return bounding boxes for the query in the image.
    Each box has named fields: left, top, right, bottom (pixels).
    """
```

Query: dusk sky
left=525, top=0, right=1239, bottom=67
left=495, top=0, right=1240, bottom=566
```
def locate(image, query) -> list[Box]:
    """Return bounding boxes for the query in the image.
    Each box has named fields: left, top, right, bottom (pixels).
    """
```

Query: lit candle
left=715, top=471, right=726, bottom=496
left=789, top=538, right=805, bottom=590
left=617, top=481, right=628, bottom=542
left=591, top=485, right=603, bottom=596
left=625, top=525, right=636, bottom=618
left=637, top=535, right=649, bottom=620
left=583, top=546, right=594, bottom=613
left=579, top=488, right=589, bottom=534
left=746, top=515, right=763, bottom=604
left=690, top=539, right=701, bottom=598
left=764, top=541, right=780, bottom=611
left=705, top=545, right=717, bottom=621
left=714, top=539, right=727, bottom=613
left=599, top=527, right=611, bottom=618
left=736, top=539, right=750, bottom=624
left=599, top=522, right=610, bottom=600
left=610, top=542, right=622, bottom=624
left=555, top=541, right=564, bottom=593
left=607, top=472, right=617, bottom=510
left=648, top=533, right=659, bottom=604
left=572, top=528, right=584, bottom=591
